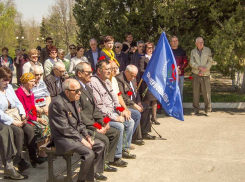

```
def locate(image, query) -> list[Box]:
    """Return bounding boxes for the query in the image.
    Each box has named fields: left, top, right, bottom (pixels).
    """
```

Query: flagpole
left=136, top=78, right=143, bottom=93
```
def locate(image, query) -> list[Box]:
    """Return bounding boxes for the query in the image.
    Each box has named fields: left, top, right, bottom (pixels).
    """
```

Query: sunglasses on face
left=115, top=46, right=121, bottom=49
left=51, top=51, right=57, bottom=54
left=70, top=47, right=76, bottom=50
left=82, top=71, right=93, bottom=75
left=48, top=41, right=53, bottom=43
left=35, top=74, right=43, bottom=76
left=66, top=88, right=81, bottom=94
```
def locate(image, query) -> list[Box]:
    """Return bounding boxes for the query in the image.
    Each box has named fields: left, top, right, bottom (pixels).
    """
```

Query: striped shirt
left=31, top=81, right=50, bottom=107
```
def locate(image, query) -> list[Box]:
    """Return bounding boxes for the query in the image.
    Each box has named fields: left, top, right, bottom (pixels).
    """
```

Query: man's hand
left=105, top=123, right=110, bottom=131
left=97, top=127, right=107, bottom=134
left=81, top=138, right=92, bottom=149
left=134, top=104, right=143, bottom=112
left=37, top=118, right=48, bottom=125
left=12, top=120, right=23, bottom=127
left=87, top=136, right=95, bottom=146
left=21, top=115, right=27, bottom=124
left=43, top=106, right=49, bottom=116
left=116, top=116, right=125, bottom=123
left=122, top=110, right=131, bottom=121
left=199, top=66, right=207, bottom=72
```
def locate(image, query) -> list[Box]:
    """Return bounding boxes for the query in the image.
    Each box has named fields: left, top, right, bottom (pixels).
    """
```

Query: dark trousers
left=10, top=124, right=37, bottom=161
left=88, top=127, right=119, bottom=162
left=73, top=138, right=105, bottom=181
left=132, top=102, right=151, bottom=140
left=0, top=124, right=17, bottom=169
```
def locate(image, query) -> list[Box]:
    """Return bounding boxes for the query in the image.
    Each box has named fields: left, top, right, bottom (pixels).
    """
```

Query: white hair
left=126, top=64, right=138, bottom=73
left=89, top=38, right=97, bottom=44
left=53, top=61, right=65, bottom=69
left=58, top=49, right=65, bottom=54
left=30, top=65, right=43, bottom=74
left=115, top=42, right=123, bottom=47
left=195, top=37, right=204, bottom=43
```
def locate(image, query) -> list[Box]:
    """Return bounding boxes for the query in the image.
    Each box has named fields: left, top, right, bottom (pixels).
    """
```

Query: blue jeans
left=109, top=115, right=134, bottom=158
left=128, top=108, right=141, bottom=134
left=179, top=76, right=184, bottom=101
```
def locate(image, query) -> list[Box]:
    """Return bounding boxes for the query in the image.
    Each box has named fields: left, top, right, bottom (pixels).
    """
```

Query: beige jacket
left=190, top=46, right=213, bottom=76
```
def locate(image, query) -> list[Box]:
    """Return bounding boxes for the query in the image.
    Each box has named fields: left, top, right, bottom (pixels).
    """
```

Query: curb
left=183, top=102, right=245, bottom=109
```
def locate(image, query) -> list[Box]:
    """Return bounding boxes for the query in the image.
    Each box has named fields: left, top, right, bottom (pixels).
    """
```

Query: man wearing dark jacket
left=44, top=62, right=66, bottom=99
left=75, top=62, right=120, bottom=176
left=116, top=65, right=156, bottom=143
left=40, top=37, right=53, bottom=66
left=114, top=42, right=129, bottom=72
left=48, top=79, right=105, bottom=182
left=84, top=38, right=102, bottom=73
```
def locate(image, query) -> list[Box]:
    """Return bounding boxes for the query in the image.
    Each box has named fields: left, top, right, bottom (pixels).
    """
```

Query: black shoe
left=132, top=139, right=145, bottom=145
left=109, top=158, right=128, bottom=167
left=94, top=173, right=107, bottom=181
left=31, top=157, right=46, bottom=167
left=142, top=133, right=156, bottom=140
left=18, top=159, right=31, bottom=172
left=4, top=168, right=25, bottom=180
left=122, top=151, right=136, bottom=159
left=104, top=163, right=117, bottom=172
left=151, top=118, right=160, bottom=125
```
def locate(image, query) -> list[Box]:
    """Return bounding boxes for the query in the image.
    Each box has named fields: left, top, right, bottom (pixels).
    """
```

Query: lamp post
left=16, top=36, right=24, bottom=50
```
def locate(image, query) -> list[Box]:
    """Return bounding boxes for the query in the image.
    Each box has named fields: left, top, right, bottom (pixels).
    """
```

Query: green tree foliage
left=0, top=0, right=17, bottom=57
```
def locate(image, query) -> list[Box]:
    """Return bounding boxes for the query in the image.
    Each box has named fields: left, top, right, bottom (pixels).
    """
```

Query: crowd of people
left=0, top=33, right=213, bottom=181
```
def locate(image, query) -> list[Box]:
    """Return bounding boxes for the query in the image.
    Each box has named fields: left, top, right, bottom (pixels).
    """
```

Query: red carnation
left=183, top=60, right=187, bottom=64
left=93, top=122, right=102, bottom=130
left=127, top=91, right=133, bottom=96
left=31, top=105, right=36, bottom=110
left=117, top=92, right=122, bottom=96
left=91, top=68, right=94, bottom=71
left=98, top=56, right=106, bottom=61
left=40, top=98, right=44, bottom=102
left=35, top=99, right=40, bottom=103
left=157, top=104, right=161, bottom=109
left=116, top=106, right=125, bottom=112
left=103, top=117, right=110, bottom=124
left=189, top=76, right=193, bottom=80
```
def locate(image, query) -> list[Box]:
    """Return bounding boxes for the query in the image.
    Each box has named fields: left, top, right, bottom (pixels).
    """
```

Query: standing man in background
left=170, top=36, right=188, bottom=101
left=190, top=37, right=213, bottom=116
left=40, top=37, right=53, bottom=66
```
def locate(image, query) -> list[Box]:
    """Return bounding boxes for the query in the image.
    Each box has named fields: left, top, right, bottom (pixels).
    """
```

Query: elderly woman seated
left=15, top=72, right=50, bottom=160
left=0, top=67, right=45, bottom=180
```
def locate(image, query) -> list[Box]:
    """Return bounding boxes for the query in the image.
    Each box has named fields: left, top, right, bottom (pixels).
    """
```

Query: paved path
left=1, top=109, right=245, bottom=182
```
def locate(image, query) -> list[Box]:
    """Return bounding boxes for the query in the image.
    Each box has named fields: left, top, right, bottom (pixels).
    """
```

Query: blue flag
left=142, top=32, right=184, bottom=121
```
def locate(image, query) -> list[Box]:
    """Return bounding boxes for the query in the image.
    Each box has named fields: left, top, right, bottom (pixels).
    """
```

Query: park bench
left=40, top=143, right=74, bottom=182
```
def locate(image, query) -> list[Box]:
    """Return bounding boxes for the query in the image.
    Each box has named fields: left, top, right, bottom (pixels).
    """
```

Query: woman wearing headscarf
left=15, top=73, right=49, bottom=162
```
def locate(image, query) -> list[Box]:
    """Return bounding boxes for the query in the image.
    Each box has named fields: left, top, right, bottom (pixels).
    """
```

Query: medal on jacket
left=77, top=107, right=81, bottom=113
left=68, top=111, right=72, bottom=118
left=86, top=97, right=89, bottom=101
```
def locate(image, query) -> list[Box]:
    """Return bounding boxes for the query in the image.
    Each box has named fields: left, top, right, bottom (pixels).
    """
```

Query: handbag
left=5, top=107, right=22, bottom=122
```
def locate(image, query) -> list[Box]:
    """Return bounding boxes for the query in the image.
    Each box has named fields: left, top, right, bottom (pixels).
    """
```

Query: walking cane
left=137, top=79, right=164, bottom=139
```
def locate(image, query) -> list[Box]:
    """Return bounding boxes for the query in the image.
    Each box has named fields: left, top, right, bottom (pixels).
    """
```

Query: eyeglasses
left=70, top=47, right=76, bottom=50
left=55, top=68, right=66, bottom=73
left=31, top=55, right=38, bottom=58
left=3, top=79, right=10, bottom=82
left=66, top=89, right=81, bottom=94
left=48, top=41, right=53, bottom=43
left=115, top=46, right=121, bottom=49
left=51, top=51, right=57, bottom=54
left=90, top=44, right=96, bottom=46
left=82, top=71, right=93, bottom=75
left=111, top=67, right=119, bottom=70
left=138, top=46, right=144, bottom=48
left=147, top=47, right=153, bottom=49
left=35, top=74, right=43, bottom=76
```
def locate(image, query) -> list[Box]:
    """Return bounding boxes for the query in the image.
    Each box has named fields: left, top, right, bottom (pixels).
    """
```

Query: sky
left=15, top=0, right=55, bottom=23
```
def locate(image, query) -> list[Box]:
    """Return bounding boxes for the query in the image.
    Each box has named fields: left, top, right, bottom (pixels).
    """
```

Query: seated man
left=48, top=79, right=105, bottom=182
left=88, top=59, right=135, bottom=167
left=75, top=62, right=120, bottom=178
left=116, top=65, right=156, bottom=143
left=44, top=62, right=66, bottom=99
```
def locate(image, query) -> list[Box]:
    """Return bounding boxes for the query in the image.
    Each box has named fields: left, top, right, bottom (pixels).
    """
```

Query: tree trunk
left=241, top=66, right=245, bottom=93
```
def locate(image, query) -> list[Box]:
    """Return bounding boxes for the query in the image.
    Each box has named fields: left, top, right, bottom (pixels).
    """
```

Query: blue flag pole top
left=142, top=32, right=184, bottom=121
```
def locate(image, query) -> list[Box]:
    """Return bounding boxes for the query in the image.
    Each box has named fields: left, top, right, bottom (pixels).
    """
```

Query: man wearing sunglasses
left=48, top=78, right=105, bottom=182
left=44, top=62, right=66, bottom=99
left=84, top=38, right=102, bottom=74
left=40, top=37, right=53, bottom=66
left=65, top=44, right=77, bottom=61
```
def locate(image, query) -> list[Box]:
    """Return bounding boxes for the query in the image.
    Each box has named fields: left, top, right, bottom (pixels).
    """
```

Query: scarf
left=102, top=48, right=120, bottom=67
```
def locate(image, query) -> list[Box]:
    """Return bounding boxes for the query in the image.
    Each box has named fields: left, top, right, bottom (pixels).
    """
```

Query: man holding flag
left=141, top=32, right=184, bottom=121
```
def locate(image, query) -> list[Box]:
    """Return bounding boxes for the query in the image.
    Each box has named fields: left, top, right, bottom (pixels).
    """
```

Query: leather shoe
left=18, top=159, right=31, bottom=172
left=142, top=133, right=156, bottom=140
left=104, top=163, right=117, bottom=172
left=109, top=158, right=128, bottom=167
left=122, top=151, right=136, bottom=159
left=132, top=139, right=145, bottom=145
left=94, top=173, right=107, bottom=181
left=4, top=168, right=25, bottom=180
